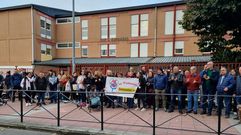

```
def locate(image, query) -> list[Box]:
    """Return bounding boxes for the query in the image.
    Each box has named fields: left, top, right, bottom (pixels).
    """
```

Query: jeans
left=155, top=89, right=166, bottom=109
left=79, top=89, right=86, bottom=103
left=170, top=88, right=182, bottom=111
left=137, top=94, right=146, bottom=108
left=187, top=90, right=199, bottom=112
left=202, top=88, right=215, bottom=114
left=217, top=93, right=231, bottom=115
left=37, top=92, right=45, bottom=104
left=24, top=91, right=31, bottom=103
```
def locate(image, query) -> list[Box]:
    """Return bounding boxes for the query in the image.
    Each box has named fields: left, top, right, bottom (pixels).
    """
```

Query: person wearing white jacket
left=77, top=70, right=86, bottom=105
left=21, top=72, right=34, bottom=107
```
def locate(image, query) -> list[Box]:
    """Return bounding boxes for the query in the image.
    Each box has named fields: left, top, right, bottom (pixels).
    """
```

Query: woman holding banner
left=135, top=72, right=147, bottom=111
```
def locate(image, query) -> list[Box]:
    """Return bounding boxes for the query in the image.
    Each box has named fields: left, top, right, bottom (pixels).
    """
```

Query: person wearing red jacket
left=185, top=66, right=201, bottom=114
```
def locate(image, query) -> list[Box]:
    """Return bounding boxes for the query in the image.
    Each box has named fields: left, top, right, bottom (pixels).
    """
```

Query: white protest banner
left=105, top=77, right=139, bottom=98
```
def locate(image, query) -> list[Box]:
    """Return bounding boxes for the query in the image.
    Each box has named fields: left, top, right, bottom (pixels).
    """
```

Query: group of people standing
left=0, top=61, right=241, bottom=120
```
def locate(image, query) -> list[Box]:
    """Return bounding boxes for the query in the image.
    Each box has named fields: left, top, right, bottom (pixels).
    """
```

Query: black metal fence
left=0, top=89, right=240, bottom=135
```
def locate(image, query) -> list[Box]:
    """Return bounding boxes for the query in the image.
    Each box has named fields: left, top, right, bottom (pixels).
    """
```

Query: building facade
left=0, top=1, right=214, bottom=74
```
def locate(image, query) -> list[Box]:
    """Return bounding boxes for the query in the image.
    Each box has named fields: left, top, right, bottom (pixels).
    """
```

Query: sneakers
left=141, top=108, right=146, bottom=112
left=135, top=107, right=140, bottom=111
left=25, top=103, right=32, bottom=107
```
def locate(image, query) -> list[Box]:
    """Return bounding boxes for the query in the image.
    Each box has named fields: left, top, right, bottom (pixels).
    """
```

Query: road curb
left=0, top=121, right=114, bottom=135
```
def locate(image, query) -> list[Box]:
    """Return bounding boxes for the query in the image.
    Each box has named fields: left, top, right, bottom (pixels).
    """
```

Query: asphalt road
left=0, top=127, right=56, bottom=135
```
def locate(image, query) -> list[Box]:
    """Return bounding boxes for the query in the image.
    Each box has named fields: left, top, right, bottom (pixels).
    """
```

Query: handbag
left=72, top=84, right=78, bottom=91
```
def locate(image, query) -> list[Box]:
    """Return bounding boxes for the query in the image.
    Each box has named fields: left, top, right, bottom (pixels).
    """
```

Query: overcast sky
left=0, top=0, right=178, bottom=12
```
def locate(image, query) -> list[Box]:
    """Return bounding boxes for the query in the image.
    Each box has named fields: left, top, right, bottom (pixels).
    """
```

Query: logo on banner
left=109, top=79, right=118, bottom=92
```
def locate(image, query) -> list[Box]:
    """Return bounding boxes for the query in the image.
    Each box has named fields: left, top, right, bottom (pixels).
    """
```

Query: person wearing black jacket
left=146, top=71, right=154, bottom=108
left=35, top=72, right=48, bottom=106
left=135, top=72, right=147, bottom=111
left=201, top=61, right=219, bottom=116
left=70, top=72, right=78, bottom=102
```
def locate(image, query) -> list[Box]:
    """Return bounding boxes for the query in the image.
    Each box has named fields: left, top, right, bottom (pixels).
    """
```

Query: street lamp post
left=72, top=0, right=76, bottom=74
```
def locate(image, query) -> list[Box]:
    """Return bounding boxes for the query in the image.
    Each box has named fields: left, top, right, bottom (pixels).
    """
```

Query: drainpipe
left=154, top=6, right=158, bottom=57
left=172, top=5, right=177, bottom=56
left=31, top=6, right=35, bottom=70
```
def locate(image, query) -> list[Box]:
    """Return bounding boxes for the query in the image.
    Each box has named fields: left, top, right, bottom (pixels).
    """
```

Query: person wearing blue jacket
left=216, top=67, right=235, bottom=118
left=234, top=67, right=241, bottom=119
left=10, top=69, right=22, bottom=102
left=153, top=68, right=167, bottom=111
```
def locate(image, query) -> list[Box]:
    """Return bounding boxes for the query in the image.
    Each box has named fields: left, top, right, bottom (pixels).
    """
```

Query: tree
left=181, top=0, right=241, bottom=62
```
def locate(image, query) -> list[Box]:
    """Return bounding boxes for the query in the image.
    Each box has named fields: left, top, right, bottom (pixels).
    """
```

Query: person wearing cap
left=153, top=68, right=167, bottom=111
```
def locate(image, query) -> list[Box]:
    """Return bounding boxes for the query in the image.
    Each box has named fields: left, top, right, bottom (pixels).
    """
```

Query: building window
left=131, top=14, right=149, bottom=37
left=140, top=14, right=148, bottom=36
left=164, top=41, right=184, bottom=56
left=46, top=45, right=52, bottom=55
left=131, top=15, right=138, bottom=37
left=165, top=10, right=184, bottom=35
left=56, top=17, right=80, bottom=24
left=175, top=10, right=184, bottom=34
left=101, top=44, right=116, bottom=57
left=56, top=42, right=80, bottom=49
left=81, top=20, right=88, bottom=40
left=40, top=16, right=52, bottom=39
left=175, top=41, right=184, bottom=55
left=164, top=42, right=173, bottom=56
left=130, top=43, right=148, bottom=57
left=109, top=44, right=116, bottom=56
left=101, top=17, right=116, bottom=39
left=41, top=44, right=52, bottom=55
left=81, top=46, right=88, bottom=57
left=41, top=44, right=46, bottom=54
left=101, top=45, right=108, bottom=56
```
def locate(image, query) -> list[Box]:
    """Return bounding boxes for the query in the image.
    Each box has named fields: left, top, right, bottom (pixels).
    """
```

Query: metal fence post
left=153, top=94, right=156, bottom=135
left=57, top=90, right=60, bottom=127
left=218, top=95, right=221, bottom=135
left=20, top=90, right=23, bottom=123
left=101, top=92, right=104, bottom=131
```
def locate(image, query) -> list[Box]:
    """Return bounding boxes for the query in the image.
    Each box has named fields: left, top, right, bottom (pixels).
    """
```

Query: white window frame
left=41, top=43, right=47, bottom=55
left=130, top=43, right=138, bottom=57
left=164, top=42, right=173, bottom=56
left=140, top=43, right=148, bottom=57
left=109, top=17, right=116, bottom=38
left=56, top=17, right=80, bottom=24
left=109, top=44, right=116, bottom=56
left=175, top=41, right=184, bottom=55
left=140, top=14, right=148, bottom=37
left=40, top=16, right=46, bottom=38
left=56, top=42, right=80, bottom=49
left=101, top=45, right=108, bottom=56
left=46, top=45, right=52, bottom=55
left=175, top=10, right=184, bottom=34
left=81, top=46, right=88, bottom=57
left=131, top=15, right=139, bottom=37
left=81, top=20, right=88, bottom=40
left=165, top=11, right=174, bottom=35
left=46, top=19, right=51, bottom=39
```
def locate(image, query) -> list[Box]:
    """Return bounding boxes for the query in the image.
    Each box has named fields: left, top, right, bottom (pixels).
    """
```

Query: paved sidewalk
left=0, top=101, right=240, bottom=135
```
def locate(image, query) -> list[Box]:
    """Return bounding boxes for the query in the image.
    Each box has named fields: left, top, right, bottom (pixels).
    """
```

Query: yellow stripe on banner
left=118, top=87, right=136, bottom=92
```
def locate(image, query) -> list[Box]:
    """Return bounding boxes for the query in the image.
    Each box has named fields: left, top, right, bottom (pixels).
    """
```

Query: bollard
left=20, top=91, right=23, bottom=123
left=57, top=91, right=60, bottom=126
left=101, top=92, right=104, bottom=131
